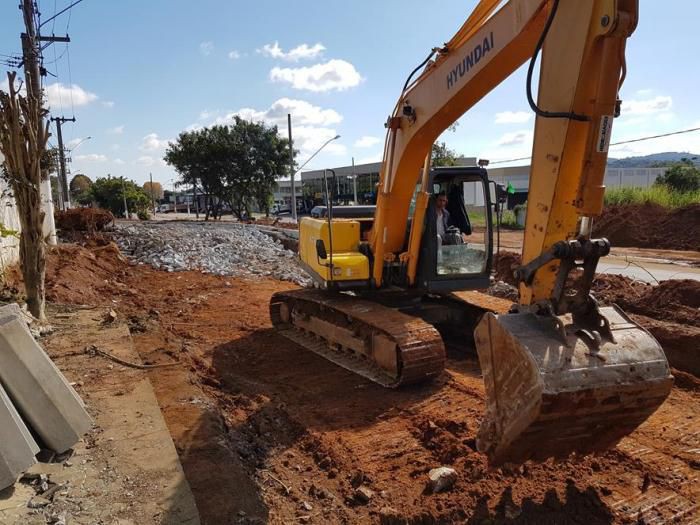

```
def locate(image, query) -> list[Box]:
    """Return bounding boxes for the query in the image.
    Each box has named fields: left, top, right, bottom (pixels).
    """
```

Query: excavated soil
left=7, top=242, right=700, bottom=524
left=593, top=203, right=700, bottom=251
left=54, top=207, right=114, bottom=232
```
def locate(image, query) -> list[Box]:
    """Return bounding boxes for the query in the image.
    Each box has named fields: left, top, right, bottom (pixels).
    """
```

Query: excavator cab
left=415, top=166, right=492, bottom=293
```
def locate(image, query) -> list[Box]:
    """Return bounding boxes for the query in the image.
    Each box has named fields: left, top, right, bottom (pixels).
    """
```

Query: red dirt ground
left=7, top=243, right=700, bottom=524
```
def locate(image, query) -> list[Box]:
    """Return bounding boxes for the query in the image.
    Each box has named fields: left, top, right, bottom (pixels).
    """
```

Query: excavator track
left=270, top=289, right=445, bottom=387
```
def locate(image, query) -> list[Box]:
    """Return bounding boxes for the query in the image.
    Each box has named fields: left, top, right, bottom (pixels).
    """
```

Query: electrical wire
left=489, top=126, right=700, bottom=165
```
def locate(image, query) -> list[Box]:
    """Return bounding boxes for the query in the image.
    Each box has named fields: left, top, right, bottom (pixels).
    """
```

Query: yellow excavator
left=270, top=0, right=673, bottom=465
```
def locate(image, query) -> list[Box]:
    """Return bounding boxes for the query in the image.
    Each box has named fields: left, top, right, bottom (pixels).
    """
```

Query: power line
left=38, top=0, right=84, bottom=29
left=489, top=125, right=700, bottom=165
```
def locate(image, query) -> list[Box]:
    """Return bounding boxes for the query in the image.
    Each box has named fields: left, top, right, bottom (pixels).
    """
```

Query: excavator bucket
left=474, top=305, right=673, bottom=466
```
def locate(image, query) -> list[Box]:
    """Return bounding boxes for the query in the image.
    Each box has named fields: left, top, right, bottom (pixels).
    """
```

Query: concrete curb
left=0, top=383, right=39, bottom=491
left=0, top=308, right=92, bottom=454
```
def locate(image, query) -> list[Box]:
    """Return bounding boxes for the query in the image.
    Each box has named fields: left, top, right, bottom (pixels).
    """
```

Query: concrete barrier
left=0, top=310, right=92, bottom=453
left=0, top=384, right=39, bottom=491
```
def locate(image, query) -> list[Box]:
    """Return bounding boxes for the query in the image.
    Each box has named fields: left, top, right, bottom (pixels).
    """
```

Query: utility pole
left=352, top=156, right=358, bottom=204
left=287, top=113, right=297, bottom=221
left=20, top=0, right=41, bottom=103
left=51, top=116, right=75, bottom=209
left=20, top=0, right=64, bottom=241
left=149, top=172, right=156, bottom=215
left=121, top=177, right=129, bottom=219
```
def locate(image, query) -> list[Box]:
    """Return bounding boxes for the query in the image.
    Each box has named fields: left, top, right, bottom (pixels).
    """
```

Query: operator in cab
left=435, top=191, right=450, bottom=244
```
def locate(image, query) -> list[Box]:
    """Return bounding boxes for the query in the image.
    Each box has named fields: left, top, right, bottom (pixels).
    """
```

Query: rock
left=427, top=467, right=457, bottom=493
left=27, top=496, right=51, bottom=508
left=301, top=501, right=313, bottom=511
left=104, top=310, right=118, bottom=323
left=354, top=486, right=374, bottom=504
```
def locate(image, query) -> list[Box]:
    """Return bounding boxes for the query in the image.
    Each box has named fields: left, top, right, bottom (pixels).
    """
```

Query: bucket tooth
left=474, top=305, right=673, bottom=466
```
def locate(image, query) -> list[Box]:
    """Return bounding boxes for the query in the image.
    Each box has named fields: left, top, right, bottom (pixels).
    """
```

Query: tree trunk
left=18, top=202, right=45, bottom=320
left=0, top=72, right=49, bottom=321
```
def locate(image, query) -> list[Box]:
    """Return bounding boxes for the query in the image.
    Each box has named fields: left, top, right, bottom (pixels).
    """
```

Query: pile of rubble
left=112, top=222, right=311, bottom=286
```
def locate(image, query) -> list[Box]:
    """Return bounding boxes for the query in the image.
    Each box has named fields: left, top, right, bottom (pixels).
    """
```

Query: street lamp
left=291, top=134, right=341, bottom=221
left=68, top=136, right=92, bottom=153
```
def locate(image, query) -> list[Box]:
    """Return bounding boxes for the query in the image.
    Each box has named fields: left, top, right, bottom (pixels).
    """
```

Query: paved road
left=598, top=255, right=700, bottom=283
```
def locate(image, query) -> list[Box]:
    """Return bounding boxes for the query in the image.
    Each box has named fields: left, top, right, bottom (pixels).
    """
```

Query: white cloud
left=195, top=99, right=345, bottom=158
left=199, top=41, right=214, bottom=56
left=292, top=126, right=346, bottom=156
left=45, top=83, right=97, bottom=108
left=102, top=100, right=115, bottom=108
left=258, top=41, right=325, bottom=62
left=136, top=156, right=155, bottom=166
left=234, top=98, right=342, bottom=127
left=495, top=111, right=531, bottom=124
left=136, top=156, right=166, bottom=167
left=108, top=125, right=124, bottom=134
left=74, top=153, right=107, bottom=162
left=270, top=59, right=362, bottom=92
left=497, top=130, right=531, bottom=146
left=114, top=158, right=125, bottom=165
left=621, top=96, right=672, bottom=116
left=354, top=136, right=381, bottom=148
left=140, top=133, right=170, bottom=152
left=228, top=50, right=241, bottom=60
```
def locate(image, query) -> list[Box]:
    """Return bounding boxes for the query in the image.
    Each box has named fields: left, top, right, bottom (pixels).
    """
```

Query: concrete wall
left=0, top=152, right=56, bottom=271
left=0, top=176, right=21, bottom=270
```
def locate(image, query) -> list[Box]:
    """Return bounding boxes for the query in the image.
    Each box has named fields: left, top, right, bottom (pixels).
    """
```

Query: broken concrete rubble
left=112, top=222, right=311, bottom=286
left=0, top=307, right=92, bottom=454
left=427, top=466, right=457, bottom=493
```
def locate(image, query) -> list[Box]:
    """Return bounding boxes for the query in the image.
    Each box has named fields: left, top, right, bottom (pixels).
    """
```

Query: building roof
left=302, top=161, right=382, bottom=180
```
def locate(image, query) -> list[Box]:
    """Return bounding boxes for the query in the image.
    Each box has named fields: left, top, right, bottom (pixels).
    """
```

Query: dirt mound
left=55, top=207, right=114, bottom=232
left=493, top=251, right=521, bottom=285
left=592, top=275, right=700, bottom=327
left=593, top=203, right=700, bottom=251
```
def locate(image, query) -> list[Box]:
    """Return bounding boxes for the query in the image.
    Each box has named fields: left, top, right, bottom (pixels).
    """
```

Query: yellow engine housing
left=299, top=217, right=370, bottom=285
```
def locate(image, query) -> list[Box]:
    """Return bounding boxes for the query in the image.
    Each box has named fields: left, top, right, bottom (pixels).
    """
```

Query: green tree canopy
left=164, top=118, right=294, bottom=219
left=89, top=176, right=151, bottom=217
left=70, top=173, right=94, bottom=205
left=655, top=159, right=700, bottom=193
left=431, top=141, right=459, bottom=167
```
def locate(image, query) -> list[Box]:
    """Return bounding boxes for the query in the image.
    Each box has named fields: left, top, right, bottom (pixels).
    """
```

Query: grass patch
left=604, top=186, right=700, bottom=208
left=499, top=209, right=523, bottom=230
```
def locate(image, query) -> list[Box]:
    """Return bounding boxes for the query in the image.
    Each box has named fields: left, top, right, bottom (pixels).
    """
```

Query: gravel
left=112, top=222, right=311, bottom=286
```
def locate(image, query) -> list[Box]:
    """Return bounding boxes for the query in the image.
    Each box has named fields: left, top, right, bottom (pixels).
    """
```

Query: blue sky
left=1, top=0, right=698, bottom=189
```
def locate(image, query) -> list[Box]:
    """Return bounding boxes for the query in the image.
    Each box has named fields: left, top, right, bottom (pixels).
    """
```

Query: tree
left=143, top=181, right=164, bottom=201
left=0, top=72, right=50, bottom=320
left=431, top=141, right=459, bottom=167
left=88, top=176, right=151, bottom=217
left=70, top=173, right=93, bottom=202
left=655, top=159, right=700, bottom=193
left=164, top=118, right=294, bottom=220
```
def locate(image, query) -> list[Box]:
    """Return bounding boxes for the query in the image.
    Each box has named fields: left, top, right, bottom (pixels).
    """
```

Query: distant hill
left=607, top=152, right=700, bottom=168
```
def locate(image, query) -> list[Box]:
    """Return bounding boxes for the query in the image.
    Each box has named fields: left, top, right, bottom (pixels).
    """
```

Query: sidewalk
left=0, top=305, right=200, bottom=524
